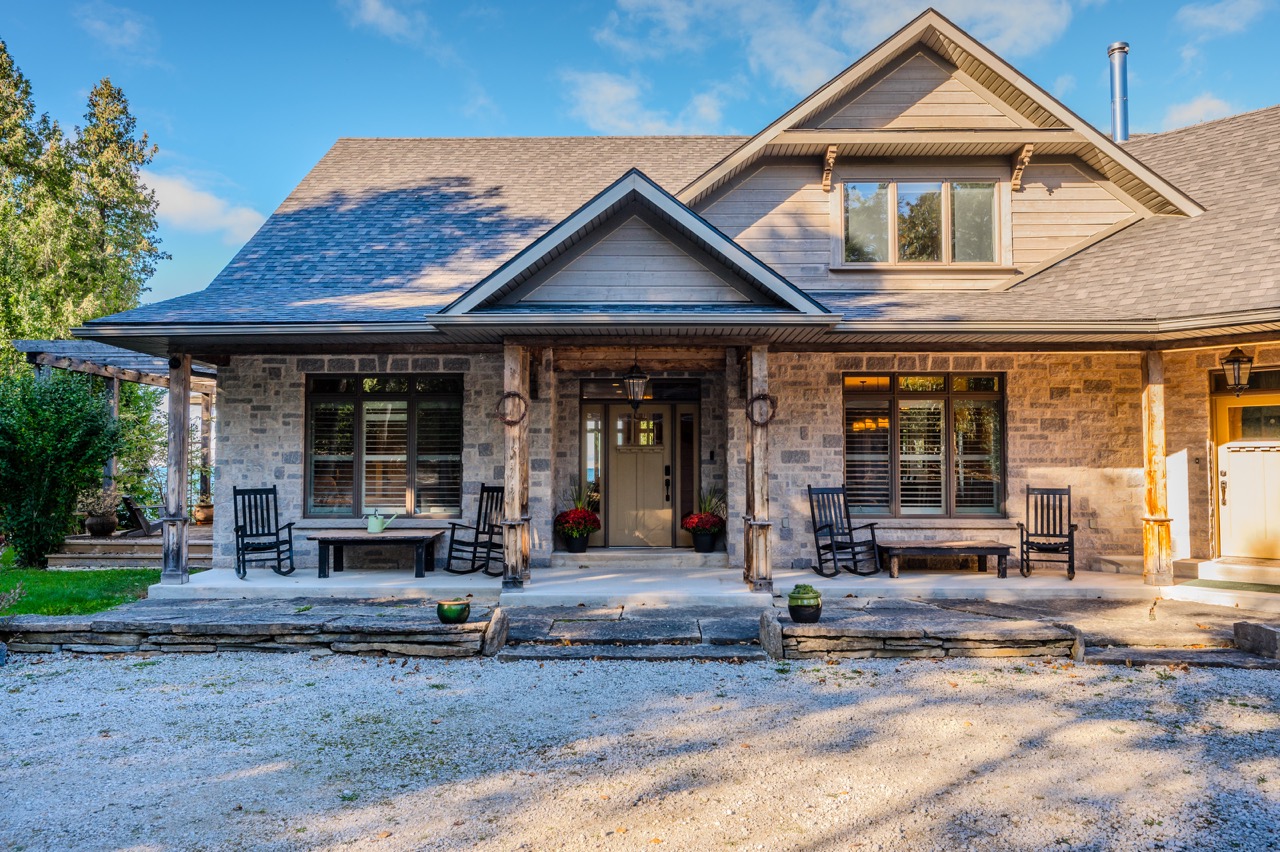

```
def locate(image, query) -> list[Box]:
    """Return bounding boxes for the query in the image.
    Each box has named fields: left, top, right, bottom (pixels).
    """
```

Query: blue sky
left=4, top=0, right=1277, bottom=305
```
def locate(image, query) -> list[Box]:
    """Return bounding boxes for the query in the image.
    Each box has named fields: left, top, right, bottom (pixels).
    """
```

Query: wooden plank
left=161, top=355, right=191, bottom=586
left=28, top=352, right=216, bottom=394
left=1142, top=351, right=1174, bottom=586
left=743, top=345, right=772, bottom=592
left=502, top=344, right=530, bottom=588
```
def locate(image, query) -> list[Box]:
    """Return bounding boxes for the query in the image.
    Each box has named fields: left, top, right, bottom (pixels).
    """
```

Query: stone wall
left=214, top=353, right=504, bottom=571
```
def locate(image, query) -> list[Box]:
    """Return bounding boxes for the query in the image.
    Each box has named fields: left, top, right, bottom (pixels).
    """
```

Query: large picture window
left=305, top=375, right=463, bottom=518
left=844, top=373, right=1004, bottom=517
left=842, top=180, right=997, bottom=266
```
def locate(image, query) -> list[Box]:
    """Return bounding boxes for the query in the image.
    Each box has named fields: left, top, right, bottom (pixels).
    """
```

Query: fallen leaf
left=740, top=743, right=752, bottom=748
left=963, top=721, right=973, bottom=727
left=601, top=795, right=610, bottom=800
left=948, top=681, right=959, bottom=688
left=431, top=719, right=442, bottom=725
left=377, top=831, right=392, bottom=839
left=617, top=827, right=628, bottom=834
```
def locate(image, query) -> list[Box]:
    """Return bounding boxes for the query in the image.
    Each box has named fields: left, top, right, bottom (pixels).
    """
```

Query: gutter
left=75, top=321, right=443, bottom=339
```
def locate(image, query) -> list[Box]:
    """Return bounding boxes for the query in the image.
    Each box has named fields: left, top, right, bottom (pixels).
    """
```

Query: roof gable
left=439, top=169, right=831, bottom=317
left=678, top=8, right=1202, bottom=218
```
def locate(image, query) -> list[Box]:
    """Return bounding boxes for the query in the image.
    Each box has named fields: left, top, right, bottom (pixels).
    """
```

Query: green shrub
left=0, top=371, right=121, bottom=566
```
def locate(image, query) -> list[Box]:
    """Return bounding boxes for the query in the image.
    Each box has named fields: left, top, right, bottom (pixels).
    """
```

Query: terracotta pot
left=85, top=514, right=118, bottom=538
left=563, top=535, right=589, bottom=554
left=192, top=503, right=214, bottom=525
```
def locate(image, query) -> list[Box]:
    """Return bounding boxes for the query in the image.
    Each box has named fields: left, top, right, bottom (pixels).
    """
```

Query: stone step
left=548, top=549, right=729, bottom=571
left=1164, top=581, right=1280, bottom=613
left=497, top=643, right=766, bottom=662
left=1087, top=554, right=1198, bottom=579
left=1085, top=646, right=1280, bottom=669
left=1197, top=560, right=1280, bottom=585
left=46, top=553, right=214, bottom=570
left=60, top=541, right=214, bottom=555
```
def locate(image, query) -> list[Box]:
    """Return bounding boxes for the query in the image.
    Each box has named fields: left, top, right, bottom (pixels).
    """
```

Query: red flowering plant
left=555, top=508, right=601, bottom=539
left=680, top=486, right=727, bottom=535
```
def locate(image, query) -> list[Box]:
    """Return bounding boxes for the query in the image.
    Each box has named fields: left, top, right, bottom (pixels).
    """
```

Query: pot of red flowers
left=682, top=487, right=727, bottom=553
left=555, top=508, right=600, bottom=553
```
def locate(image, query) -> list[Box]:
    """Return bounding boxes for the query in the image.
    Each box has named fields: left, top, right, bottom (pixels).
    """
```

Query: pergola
left=11, top=339, right=218, bottom=511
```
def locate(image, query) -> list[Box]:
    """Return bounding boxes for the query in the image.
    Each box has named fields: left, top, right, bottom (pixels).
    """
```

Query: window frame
left=303, top=374, right=464, bottom=520
left=842, top=372, right=1007, bottom=518
left=832, top=167, right=1010, bottom=270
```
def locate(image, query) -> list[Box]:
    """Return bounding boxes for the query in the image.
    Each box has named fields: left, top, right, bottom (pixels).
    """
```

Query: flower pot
left=692, top=531, right=719, bottom=553
left=192, top=503, right=214, bottom=525
left=788, top=601, right=822, bottom=623
left=85, top=514, right=118, bottom=537
left=563, top=535, right=589, bottom=554
left=436, top=600, right=471, bottom=625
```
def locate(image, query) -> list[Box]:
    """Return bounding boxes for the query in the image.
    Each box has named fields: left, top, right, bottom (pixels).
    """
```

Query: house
left=78, top=9, right=1280, bottom=595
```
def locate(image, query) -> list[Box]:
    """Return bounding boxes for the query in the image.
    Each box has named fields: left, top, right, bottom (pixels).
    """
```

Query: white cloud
left=337, top=0, right=430, bottom=44
left=1162, top=93, right=1235, bottom=129
left=561, top=71, right=729, bottom=134
left=1175, top=0, right=1271, bottom=36
left=1052, top=74, right=1076, bottom=97
left=74, top=2, right=158, bottom=60
left=143, top=172, right=266, bottom=246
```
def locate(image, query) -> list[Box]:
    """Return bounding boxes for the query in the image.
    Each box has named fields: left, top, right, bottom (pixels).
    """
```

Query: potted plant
left=787, top=583, right=823, bottom=623
left=681, top=487, right=726, bottom=553
left=77, top=488, right=121, bottom=537
left=192, top=493, right=214, bottom=525
left=555, top=480, right=601, bottom=553
left=436, top=598, right=471, bottom=625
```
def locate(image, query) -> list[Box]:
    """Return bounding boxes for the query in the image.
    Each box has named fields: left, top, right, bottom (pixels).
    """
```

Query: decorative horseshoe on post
left=745, top=393, right=777, bottom=427
left=494, top=391, right=529, bottom=426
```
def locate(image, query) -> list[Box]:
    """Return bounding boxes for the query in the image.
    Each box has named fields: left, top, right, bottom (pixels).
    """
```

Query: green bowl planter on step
left=436, top=600, right=471, bottom=625
left=787, top=584, right=823, bottom=623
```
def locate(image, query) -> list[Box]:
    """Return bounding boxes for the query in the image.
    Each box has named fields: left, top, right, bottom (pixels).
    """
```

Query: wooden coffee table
left=878, top=539, right=1014, bottom=579
left=306, top=529, right=445, bottom=579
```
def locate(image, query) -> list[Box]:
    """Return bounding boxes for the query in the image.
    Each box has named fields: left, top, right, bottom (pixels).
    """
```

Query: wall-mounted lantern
left=1220, top=347, right=1254, bottom=397
left=622, top=352, right=649, bottom=411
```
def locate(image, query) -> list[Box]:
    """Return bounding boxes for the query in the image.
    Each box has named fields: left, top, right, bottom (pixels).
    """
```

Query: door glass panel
left=897, top=182, right=943, bottom=262
left=414, top=399, right=462, bottom=515
left=678, top=412, right=696, bottom=522
left=584, top=408, right=604, bottom=513
left=1229, top=405, right=1280, bottom=440
left=899, top=399, right=944, bottom=514
left=846, top=400, right=891, bottom=514
left=308, top=402, right=355, bottom=515
left=951, top=182, right=996, bottom=262
left=843, top=182, right=889, bottom=262
left=362, top=401, right=407, bottom=513
left=953, top=400, right=1001, bottom=514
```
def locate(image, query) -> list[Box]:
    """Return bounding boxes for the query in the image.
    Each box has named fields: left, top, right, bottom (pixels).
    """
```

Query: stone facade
left=212, top=345, right=1223, bottom=578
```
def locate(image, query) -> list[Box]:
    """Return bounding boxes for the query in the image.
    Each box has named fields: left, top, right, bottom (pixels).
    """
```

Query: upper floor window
left=842, top=180, right=997, bottom=265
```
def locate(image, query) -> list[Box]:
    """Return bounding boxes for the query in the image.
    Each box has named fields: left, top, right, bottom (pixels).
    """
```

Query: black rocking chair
left=232, top=486, right=296, bottom=580
left=444, top=483, right=505, bottom=576
left=807, top=485, right=881, bottom=577
left=1017, top=486, right=1077, bottom=580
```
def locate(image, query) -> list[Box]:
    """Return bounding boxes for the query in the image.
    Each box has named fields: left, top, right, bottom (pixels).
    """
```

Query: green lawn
left=0, top=566, right=161, bottom=616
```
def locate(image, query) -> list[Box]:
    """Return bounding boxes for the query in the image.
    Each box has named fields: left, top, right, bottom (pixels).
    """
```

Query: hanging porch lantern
left=622, top=352, right=649, bottom=411
left=1220, top=347, right=1254, bottom=397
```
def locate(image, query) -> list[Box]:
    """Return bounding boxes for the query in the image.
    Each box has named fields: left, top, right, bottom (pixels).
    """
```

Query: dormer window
left=841, top=179, right=998, bottom=266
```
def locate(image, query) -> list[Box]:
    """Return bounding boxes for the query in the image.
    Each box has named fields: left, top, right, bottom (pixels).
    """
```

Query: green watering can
left=364, top=509, right=398, bottom=533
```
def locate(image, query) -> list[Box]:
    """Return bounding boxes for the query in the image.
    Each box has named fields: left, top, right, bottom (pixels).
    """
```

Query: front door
left=607, top=404, right=673, bottom=546
left=1214, top=394, right=1280, bottom=558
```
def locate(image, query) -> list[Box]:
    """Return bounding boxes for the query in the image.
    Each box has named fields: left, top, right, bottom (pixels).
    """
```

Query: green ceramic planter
left=787, top=585, right=823, bottom=623
left=436, top=600, right=471, bottom=625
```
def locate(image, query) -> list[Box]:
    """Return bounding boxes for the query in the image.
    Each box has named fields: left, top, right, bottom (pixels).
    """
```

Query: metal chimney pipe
left=1108, top=41, right=1130, bottom=142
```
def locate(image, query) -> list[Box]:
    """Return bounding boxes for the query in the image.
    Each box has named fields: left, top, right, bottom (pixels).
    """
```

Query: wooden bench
left=878, top=539, right=1014, bottom=579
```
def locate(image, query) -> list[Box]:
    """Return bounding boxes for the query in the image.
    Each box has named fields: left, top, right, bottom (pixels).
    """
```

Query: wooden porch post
left=162, top=355, right=191, bottom=585
left=103, top=377, right=120, bottom=490
left=1142, top=350, right=1174, bottom=586
left=199, top=392, right=213, bottom=499
left=743, top=345, right=773, bottom=593
left=501, top=344, right=531, bottom=589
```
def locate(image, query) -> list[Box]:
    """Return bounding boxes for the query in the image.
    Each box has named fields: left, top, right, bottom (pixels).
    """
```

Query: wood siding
left=518, top=216, right=752, bottom=305
left=806, top=51, right=1027, bottom=131
left=1011, top=163, right=1135, bottom=267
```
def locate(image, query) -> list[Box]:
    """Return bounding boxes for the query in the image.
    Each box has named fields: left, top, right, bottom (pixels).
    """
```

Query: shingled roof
left=101, top=136, right=744, bottom=325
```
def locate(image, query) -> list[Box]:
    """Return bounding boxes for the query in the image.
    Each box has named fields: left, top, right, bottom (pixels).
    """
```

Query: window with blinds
left=305, top=374, right=464, bottom=518
left=843, top=373, right=1004, bottom=517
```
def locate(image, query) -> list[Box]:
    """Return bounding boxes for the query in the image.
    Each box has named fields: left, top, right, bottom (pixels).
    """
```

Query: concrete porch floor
left=148, top=563, right=1169, bottom=608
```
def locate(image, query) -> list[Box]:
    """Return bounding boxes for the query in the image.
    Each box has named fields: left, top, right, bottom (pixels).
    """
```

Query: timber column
left=162, top=354, right=191, bottom=585
left=501, top=344, right=531, bottom=589
left=742, top=345, right=773, bottom=593
left=1141, top=350, right=1174, bottom=586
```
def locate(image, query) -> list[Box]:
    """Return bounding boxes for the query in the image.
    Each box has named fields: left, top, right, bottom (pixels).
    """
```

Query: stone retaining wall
left=760, top=610, right=1082, bottom=660
left=0, top=603, right=509, bottom=659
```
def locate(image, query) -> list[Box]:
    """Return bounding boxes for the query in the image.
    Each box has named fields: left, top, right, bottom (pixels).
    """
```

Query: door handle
left=665, top=478, right=671, bottom=502
left=1220, top=478, right=1228, bottom=506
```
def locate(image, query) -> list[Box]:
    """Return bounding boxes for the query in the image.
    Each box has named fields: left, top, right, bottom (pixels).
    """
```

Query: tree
left=0, top=371, right=121, bottom=567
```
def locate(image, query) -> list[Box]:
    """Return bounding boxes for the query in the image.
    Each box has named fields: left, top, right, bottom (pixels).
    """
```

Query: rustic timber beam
left=821, top=144, right=838, bottom=193
left=1141, top=351, right=1174, bottom=587
left=25, top=352, right=217, bottom=394
left=162, top=355, right=191, bottom=586
left=501, top=344, right=531, bottom=590
left=743, top=345, right=773, bottom=593
left=1011, top=143, right=1035, bottom=191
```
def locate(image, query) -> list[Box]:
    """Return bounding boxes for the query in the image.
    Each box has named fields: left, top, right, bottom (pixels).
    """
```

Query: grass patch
left=0, top=567, right=161, bottom=615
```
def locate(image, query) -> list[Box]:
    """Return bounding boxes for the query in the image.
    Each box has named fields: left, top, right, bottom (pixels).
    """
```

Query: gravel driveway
left=2, top=653, right=1278, bottom=851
